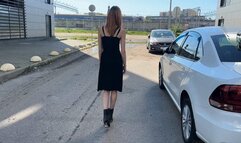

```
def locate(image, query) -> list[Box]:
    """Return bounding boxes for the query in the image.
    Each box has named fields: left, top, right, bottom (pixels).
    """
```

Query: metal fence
left=55, top=18, right=215, bottom=32
left=55, top=20, right=167, bottom=31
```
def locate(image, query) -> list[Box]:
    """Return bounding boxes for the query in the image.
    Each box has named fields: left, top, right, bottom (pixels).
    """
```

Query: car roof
left=185, top=26, right=224, bottom=37
left=152, top=29, right=172, bottom=31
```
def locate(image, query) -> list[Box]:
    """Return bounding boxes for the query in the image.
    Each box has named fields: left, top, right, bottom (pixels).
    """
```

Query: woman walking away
left=97, top=6, right=126, bottom=128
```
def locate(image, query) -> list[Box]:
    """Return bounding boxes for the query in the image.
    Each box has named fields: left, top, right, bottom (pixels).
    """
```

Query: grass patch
left=55, top=28, right=97, bottom=34
left=126, top=30, right=149, bottom=35
left=55, top=28, right=148, bottom=36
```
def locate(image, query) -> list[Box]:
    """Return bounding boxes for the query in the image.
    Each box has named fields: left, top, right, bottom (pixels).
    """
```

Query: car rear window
left=151, top=31, right=174, bottom=38
left=211, top=34, right=241, bottom=62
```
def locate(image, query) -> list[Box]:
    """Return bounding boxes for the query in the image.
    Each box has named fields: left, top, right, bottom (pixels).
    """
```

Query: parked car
left=159, top=26, right=241, bottom=143
left=237, top=30, right=241, bottom=48
left=147, top=29, right=175, bottom=53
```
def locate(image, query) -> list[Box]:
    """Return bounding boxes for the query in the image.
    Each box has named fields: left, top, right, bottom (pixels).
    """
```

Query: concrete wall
left=25, top=0, right=54, bottom=38
left=216, top=0, right=241, bottom=28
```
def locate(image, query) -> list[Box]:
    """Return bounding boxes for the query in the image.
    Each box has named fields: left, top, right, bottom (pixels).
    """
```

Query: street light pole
left=168, top=0, right=172, bottom=29
left=89, top=4, right=95, bottom=41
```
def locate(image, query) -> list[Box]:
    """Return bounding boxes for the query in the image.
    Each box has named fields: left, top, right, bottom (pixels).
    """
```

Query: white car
left=159, top=27, right=241, bottom=143
left=147, top=29, right=176, bottom=53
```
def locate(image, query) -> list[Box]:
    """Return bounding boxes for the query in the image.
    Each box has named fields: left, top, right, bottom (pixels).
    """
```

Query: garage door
left=0, top=0, right=26, bottom=40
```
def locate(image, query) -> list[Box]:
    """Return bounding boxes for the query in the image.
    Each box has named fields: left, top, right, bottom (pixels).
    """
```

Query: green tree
left=171, top=24, right=183, bottom=36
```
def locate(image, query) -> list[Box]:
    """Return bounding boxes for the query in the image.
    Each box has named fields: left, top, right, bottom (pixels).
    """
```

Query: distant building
left=216, top=0, right=241, bottom=28
left=173, top=7, right=182, bottom=18
left=55, top=7, right=214, bottom=32
left=160, top=12, right=169, bottom=17
left=155, top=7, right=214, bottom=30
left=0, top=0, right=54, bottom=40
left=182, top=9, right=197, bottom=17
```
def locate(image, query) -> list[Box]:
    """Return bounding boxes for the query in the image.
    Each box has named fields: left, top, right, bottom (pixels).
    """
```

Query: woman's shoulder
left=118, top=27, right=126, bottom=35
left=118, top=26, right=125, bottom=31
left=98, top=25, right=106, bottom=36
left=98, top=25, right=104, bottom=31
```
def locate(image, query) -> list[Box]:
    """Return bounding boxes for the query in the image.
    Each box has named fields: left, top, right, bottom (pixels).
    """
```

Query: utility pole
left=108, top=6, right=110, bottom=13
left=168, top=0, right=172, bottom=29
left=89, top=4, right=96, bottom=40
left=197, top=8, right=201, bottom=27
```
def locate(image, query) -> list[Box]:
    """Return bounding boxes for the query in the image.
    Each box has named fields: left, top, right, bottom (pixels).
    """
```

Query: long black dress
left=97, top=27, right=123, bottom=92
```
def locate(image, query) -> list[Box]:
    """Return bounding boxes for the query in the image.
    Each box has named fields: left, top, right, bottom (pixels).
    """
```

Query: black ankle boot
left=103, top=109, right=110, bottom=128
left=109, top=109, right=114, bottom=123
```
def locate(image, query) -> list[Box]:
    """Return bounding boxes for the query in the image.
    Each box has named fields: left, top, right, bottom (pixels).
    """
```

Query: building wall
left=160, top=12, right=169, bottom=17
left=182, top=9, right=197, bottom=17
left=25, top=0, right=54, bottom=38
left=216, top=0, right=241, bottom=28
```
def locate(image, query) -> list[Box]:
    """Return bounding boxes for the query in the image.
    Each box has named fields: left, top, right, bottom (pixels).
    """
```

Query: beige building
left=160, top=12, right=170, bottom=17
left=216, top=0, right=241, bottom=28
left=182, top=9, right=197, bottom=17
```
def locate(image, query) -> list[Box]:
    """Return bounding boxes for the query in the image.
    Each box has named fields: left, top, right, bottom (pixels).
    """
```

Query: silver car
left=147, top=29, right=176, bottom=53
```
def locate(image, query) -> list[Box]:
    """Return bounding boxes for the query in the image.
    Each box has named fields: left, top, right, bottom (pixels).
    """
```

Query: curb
left=0, top=49, right=80, bottom=84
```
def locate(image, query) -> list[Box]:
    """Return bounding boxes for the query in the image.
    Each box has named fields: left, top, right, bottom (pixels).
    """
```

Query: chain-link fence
left=55, top=18, right=215, bottom=32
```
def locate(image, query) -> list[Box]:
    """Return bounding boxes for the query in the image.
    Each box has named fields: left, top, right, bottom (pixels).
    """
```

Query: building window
left=218, top=19, right=224, bottom=26
left=0, top=0, right=26, bottom=40
left=220, top=0, right=226, bottom=7
left=46, top=0, right=51, bottom=4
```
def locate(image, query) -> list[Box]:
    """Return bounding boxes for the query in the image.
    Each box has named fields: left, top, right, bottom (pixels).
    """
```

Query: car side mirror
left=164, top=47, right=175, bottom=54
left=148, top=35, right=150, bottom=39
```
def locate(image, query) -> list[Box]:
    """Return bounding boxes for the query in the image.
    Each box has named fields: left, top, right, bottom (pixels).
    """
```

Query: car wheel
left=160, top=50, right=164, bottom=55
left=181, top=98, right=198, bottom=143
left=159, top=65, right=165, bottom=89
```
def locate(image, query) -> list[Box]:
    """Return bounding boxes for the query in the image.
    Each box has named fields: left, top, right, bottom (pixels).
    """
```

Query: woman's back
left=98, top=26, right=123, bottom=91
left=101, top=27, right=120, bottom=50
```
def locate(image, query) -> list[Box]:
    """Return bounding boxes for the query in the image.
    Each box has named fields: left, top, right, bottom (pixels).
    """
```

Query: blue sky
left=56, top=0, right=218, bottom=16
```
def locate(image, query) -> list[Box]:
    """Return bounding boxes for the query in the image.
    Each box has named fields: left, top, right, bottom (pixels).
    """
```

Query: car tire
left=148, top=45, right=152, bottom=53
left=181, top=98, right=199, bottom=143
left=159, top=65, right=165, bottom=89
left=148, top=48, right=152, bottom=53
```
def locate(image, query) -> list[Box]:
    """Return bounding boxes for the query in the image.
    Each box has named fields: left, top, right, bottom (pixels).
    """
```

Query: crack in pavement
left=65, top=91, right=101, bottom=143
left=62, top=81, right=93, bottom=113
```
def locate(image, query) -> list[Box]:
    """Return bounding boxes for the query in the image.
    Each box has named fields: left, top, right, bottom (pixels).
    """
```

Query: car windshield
left=211, top=34, right=241, bottom=62
left=151, top=31, right=174, bottom=38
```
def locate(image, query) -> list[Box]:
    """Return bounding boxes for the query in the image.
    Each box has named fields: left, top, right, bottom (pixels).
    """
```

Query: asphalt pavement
left=0, top=43, right=184, bottom=143
left=0, top=38, right=95, bottom=83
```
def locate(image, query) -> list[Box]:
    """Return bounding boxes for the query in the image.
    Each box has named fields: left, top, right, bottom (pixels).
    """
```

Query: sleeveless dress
left=97, top=27, right=123, bottom=92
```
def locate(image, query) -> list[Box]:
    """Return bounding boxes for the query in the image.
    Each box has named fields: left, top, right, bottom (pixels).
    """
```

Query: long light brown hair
left=105, top=6, right=122, bottom=36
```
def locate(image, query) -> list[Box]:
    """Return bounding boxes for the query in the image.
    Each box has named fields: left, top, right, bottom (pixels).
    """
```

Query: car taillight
left=209, top=85, right=241, bottom=113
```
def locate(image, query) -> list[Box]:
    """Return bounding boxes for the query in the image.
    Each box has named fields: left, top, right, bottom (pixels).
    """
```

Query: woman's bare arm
left=120, top=29, right=126, bottom=73
left=98, top=27, right=103, bottom=60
